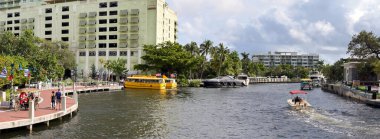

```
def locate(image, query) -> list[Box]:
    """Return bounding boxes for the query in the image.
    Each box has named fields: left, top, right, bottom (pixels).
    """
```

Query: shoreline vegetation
left=134, top=41, right=318, bottom=87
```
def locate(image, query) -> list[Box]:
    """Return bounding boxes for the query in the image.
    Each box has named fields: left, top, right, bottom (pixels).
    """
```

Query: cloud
left=166, top=0, right=380, bottom=64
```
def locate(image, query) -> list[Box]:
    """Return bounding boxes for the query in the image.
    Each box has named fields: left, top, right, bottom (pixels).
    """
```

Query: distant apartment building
left=0, top=0, right=178, bottom=75
left=252, top=51, right=319, bottom=68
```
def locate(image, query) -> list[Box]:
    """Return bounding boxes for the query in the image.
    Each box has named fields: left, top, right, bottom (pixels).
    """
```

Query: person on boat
left=294, top=96, right=301, bottom=105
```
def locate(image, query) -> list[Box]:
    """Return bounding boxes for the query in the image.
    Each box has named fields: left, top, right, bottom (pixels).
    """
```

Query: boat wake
left=288, top=108, right=380, bottom=136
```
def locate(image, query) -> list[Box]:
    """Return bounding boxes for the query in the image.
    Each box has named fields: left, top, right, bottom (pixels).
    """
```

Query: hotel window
left=99, top=43, right=107, bottom=48
left=45, top=23, right=52, bottom=28
left=120, top=51, right=128, bottom=56
left=109, top=43, right=117, bottom=48
left=7, top=13, right=12, bottom=18
left=14, top=26, right=19, bottom=30
left=79, top=52, right=86, bottom=56
left=62, top=15, right=69, bottom=19
left=7, top=21, right=12, bottom=24
left=61, top=30, right=69, bottom=34
left=62, top=22, right=69, bottom=27
left=14, top=20, right=19, bottom=24
left=99, top=11, right=107, bottom=16
left=99, top=19, right=107, bottom=24
left=45, top=16, right=52, bottom=21
left=131, top=51, right=136, bottom=56
left=110, top=1, right=118, bottom=7
left=98, top=51, right=106, bottom=56
left=109, top=27, right=117, bottom=32
left=45, top=31, right=52, bottom=35
left=89, top=51, right=96, bottom=56
left=14, top=33, right=19, bottom=36
left=45, top=38, right=52, bottom=41
left=109, top=51, right=117, bottom=56
left=45, top=8, right=52, bottom=13
left=15, top=12, right=20, bottom=17
left=109, top=11, right=118, bottom=15
left=7, top=27, right=12, bottom=31
left=98, top=35, right=107, bottom=40
left=61, top=37, right=69, bottom=42
left=109, top=35, right=117, bottom=40
left=99, top=2, right=107, bottom=8
left=62, top=6, right=69, bottom=12
left=109, top=19, right=117, bottom=23
left=99, top=27, right=107, bottom=32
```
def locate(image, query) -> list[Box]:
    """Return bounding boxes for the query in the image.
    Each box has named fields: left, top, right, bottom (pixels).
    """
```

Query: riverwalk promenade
left=0, top=83, right=123, bottom=132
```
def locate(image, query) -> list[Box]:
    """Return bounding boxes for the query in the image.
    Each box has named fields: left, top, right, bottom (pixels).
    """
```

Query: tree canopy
left=348, top=30, right=380, bottom=59
left=0, top=30, right=76, bottom=87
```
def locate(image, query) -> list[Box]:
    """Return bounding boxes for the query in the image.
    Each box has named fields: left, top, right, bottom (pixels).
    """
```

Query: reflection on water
left=2, top=84, right=380, bottom=138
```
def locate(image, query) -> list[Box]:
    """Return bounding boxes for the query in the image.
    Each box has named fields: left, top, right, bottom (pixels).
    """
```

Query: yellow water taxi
left=124, top=75, right=166, bottom=90
left=162, top=75, right=177, bottom=89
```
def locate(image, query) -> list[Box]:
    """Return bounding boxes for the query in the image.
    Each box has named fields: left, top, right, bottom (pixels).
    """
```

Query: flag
left=0, top=67, right=6, bottom=78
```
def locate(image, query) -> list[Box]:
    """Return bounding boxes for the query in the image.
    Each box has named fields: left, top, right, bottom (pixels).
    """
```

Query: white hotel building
left=252, top=51, right=320, bottom=68
left=0, top=0, right=178, bottom=75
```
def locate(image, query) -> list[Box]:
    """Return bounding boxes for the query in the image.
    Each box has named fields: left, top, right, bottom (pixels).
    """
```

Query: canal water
left=3, top=83, right=380, bottom=138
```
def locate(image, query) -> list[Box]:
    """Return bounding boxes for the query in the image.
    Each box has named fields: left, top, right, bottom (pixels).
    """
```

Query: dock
left=0, top=83, right=123, bottom=132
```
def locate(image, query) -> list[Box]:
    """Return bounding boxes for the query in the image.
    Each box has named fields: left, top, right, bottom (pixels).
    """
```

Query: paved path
left=0, top=88, right=76, bottom=122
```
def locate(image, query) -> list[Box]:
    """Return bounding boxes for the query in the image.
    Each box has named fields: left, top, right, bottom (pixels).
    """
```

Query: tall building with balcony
left=0, top=0, right=178, bottom=75
left=252, top=51, right=319, bottom=68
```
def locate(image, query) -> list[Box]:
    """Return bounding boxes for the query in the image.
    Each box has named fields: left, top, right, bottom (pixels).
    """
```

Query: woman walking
left=51, top=91, right=56, bottom=110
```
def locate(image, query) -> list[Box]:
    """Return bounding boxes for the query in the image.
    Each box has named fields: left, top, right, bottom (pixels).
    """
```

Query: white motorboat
left=287, top=90, right=311, bottom=110
left=308, top=71, right=325, bottom=87
left=236, top=74, right=249, bottom=86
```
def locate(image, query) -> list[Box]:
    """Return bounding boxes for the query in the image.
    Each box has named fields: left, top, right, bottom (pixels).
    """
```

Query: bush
left=188, top=80, right=201, bottom=87
left=177, top=75, right=189, bottom=87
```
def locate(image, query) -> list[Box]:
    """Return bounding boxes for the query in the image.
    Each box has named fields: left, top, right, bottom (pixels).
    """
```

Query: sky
left=165, top=0, right=380, bottom=64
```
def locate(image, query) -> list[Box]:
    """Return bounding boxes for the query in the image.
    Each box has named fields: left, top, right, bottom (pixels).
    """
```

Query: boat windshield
left=237, top=76, right=248, bottom=80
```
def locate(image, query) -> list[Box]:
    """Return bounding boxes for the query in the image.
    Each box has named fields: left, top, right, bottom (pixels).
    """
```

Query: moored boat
left=164, top=78, right=177, bottom=89
left=236, top=74, right=249, bottom=86
left=300, top=79, right=313, bottom=90
left=203, top=76, right=245, bottom=88
left=124, top=76, right=166, bottom=90
left=287, top=90, right=311, bottom=110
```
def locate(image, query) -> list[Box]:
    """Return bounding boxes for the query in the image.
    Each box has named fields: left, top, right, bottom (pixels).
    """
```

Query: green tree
left=229, top=51, right=242, bottom=76
left=347, top=30, right=380, bottom=59
left=210, top=43, right=230, bottom=76
left=135, top=42, right=198, bottom=77
left=241, top=52, right=250, bottom=74
left=106, top=58, right=128, bottom=81
left=200, top=40, right=213, bottom=79
left=90, top=64, right=97, bottom=79
left=322, top=59, right=344, bottom=82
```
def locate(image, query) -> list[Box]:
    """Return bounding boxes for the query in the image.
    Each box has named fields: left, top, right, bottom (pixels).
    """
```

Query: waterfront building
left=252, top=51, right=319, bottom=68
left=0, top=0, right=178, bottom=75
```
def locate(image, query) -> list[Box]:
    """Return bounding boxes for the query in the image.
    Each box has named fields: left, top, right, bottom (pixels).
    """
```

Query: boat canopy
left=289, top=90, right=308, bottom=95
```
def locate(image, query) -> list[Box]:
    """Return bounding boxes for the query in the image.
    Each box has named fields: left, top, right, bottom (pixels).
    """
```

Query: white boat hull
left=287, top=99, right=311, bottom=110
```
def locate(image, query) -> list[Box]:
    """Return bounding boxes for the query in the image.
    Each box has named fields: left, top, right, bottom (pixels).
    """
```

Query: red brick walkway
left=0, top=88, right=76, bottom=122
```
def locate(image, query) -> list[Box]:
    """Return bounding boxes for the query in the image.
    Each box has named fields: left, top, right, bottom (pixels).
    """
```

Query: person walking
left=51, top=91, right=56, bottom=110
left=56, top=89, right=62, bottom=110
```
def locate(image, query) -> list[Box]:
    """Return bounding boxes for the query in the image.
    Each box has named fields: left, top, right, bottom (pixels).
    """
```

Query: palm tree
left=215, top=43, right=230, bottom=76
left=184, top=41, right=200, bottom=56
left=241, top=52, right=250, bottom=74
left=199, top=40, right=213, bottom=79
left=184, top=41, right=199, bottom=79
